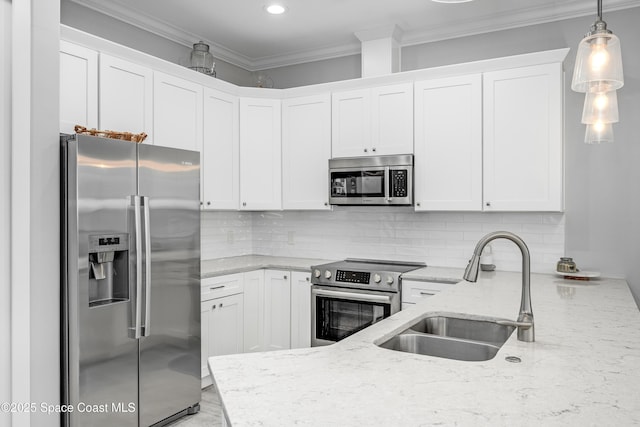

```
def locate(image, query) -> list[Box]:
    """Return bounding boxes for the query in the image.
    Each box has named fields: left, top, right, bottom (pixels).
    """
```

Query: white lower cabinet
left=290, top=272, right=311, bottom=349
left=401, top=279, right=456, bottom=309
left=201, top=294, right=243, bottom=386
left=200, top=273, right=245, bottom=388
left=243, top=270, right=292, bottom=352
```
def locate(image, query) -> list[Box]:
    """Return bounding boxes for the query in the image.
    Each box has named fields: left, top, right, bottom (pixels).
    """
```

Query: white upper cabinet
left=371, top=83, right=414, bottom=155
left=59, top=41, right=98, bottom=134
left=483, top=63, right=563, bottom=212
left=282, top=94, right=331, bottom=210
left=152, top=71, right=203, bottom=151
left=99, top=53, right=153, bottom=143
left=202, top=88, right=239, bottom=210
left=332, top=83, right=413, bottom=158
left=332, top=89, right=371, bottom=157
left=414, top=75, right=482, bottom=211
left=239, top=97, right=282, bottom=211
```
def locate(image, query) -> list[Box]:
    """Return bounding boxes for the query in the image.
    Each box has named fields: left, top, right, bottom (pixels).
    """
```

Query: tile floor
left=166, top=386, right=223, bottom=427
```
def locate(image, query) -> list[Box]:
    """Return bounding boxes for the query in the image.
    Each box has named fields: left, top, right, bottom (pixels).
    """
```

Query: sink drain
left=505, top=356, right=522, bottom=363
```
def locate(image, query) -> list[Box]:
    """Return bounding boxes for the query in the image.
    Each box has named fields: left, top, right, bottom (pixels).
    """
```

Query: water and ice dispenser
left=88, top=233, right=129, bottom=307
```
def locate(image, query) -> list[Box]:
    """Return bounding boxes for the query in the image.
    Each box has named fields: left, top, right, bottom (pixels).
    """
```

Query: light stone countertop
left=201, top=255, right=335, bottom=278
left=208, top=270, right=640, bottom=426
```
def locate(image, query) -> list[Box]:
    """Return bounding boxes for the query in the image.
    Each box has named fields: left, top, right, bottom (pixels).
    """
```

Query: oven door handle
left=312, top=288, right=393, bottom=304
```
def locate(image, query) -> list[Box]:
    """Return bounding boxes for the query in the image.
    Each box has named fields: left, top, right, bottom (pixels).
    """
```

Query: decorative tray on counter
left=554, top=270, right=601, bottom=280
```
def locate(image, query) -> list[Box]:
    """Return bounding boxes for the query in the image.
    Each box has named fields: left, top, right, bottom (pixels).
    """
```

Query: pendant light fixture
left=571, top=0, right=624, bottom=144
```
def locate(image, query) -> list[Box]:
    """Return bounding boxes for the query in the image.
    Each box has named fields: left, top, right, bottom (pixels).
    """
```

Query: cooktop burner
left=310, top=258, right=426, bottom=292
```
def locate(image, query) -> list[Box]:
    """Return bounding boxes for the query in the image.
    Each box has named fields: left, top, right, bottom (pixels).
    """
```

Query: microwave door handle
left=312, top=288, right=392, bottom=304
left=384, top=167, right=391, bottom=203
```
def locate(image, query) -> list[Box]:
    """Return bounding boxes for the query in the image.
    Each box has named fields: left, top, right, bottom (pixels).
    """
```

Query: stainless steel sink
left=377, top=313, right=516, bottom=361
left=407, top=315, right=515, bottom=347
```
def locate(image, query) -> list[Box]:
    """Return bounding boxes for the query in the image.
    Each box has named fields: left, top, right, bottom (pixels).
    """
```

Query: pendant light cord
left=597, top=0, right=602, bottom=21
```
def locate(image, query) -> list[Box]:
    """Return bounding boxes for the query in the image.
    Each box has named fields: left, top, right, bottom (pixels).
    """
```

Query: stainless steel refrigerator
left=61, top=134, right=201, bottom=426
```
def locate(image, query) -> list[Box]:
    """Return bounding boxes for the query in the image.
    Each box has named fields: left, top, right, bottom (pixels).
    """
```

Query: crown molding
left=67, top=0, right=640, bottom=72
left=66, top=0, right=255, bottom=69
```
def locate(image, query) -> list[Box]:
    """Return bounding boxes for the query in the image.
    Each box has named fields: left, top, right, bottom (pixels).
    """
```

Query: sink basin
left=379, top=333, right=502, bottom=362
left=377, top=313, right=515, bottom=361
left=407, top=315, right=515, bottom=347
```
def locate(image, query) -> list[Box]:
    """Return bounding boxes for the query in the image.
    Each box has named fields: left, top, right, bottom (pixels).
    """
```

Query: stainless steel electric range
left=310, top=258, right=426, bottom=346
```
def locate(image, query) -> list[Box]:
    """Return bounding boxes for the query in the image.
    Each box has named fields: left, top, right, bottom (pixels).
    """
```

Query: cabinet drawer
left=401, top=279, right=457, bottom=304
left=201, top=273, right=244, bottom=301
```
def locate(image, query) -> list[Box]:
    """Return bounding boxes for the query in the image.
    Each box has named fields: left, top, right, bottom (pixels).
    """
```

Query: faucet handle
left=495, top=319, right=533, bottom=329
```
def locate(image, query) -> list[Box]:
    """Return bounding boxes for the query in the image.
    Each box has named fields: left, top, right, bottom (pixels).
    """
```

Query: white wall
left=258, top=55, right=362, bottom=89
left=201, top=211, right=253, bottom=259
left=0, top=1, right=11, bottom=425
left=60, top=0, right=255, bottom=87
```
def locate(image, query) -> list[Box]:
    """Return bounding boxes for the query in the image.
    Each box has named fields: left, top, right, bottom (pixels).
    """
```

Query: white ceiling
left=68, top=0, right=638, bottom=71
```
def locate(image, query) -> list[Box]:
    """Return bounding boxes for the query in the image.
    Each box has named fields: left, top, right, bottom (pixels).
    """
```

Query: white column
left=11, top=0, right=61, bottom=426
left=0, top=1, right=12, bottom=424
left=354, top=25, right=403, bottom=77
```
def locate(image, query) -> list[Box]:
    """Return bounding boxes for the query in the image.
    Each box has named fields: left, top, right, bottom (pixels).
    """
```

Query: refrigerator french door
left=61, top=134, right=201, bottom=427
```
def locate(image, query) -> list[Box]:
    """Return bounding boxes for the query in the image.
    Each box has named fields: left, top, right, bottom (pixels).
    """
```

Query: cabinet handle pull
left=324, top=202, right=328, bottom=206
left=416, top=202, right=421, bottom=207
left=419, top=291, right=435, bottom=296
left=207, top=201, right=211, bottom=206
left=372, top=147, right=376, bottom=152
left=209, top=285, right=225, bottom=291
left=364, top=148, right=368, bottom=153
left=486, top=202, right=491, bottom=207
left=242, top=202, right=247, bottom=207
left=305, top=277, right=309, bottom=282
left=212, top=305, right=216, bottom=309
left=219, top=302, right=223, bottom=307
left=284, top=275, right=288, bottom=280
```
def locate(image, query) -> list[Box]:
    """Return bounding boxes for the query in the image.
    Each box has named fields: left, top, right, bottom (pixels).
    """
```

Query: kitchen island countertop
left=208, top=269, right=640, bottom=426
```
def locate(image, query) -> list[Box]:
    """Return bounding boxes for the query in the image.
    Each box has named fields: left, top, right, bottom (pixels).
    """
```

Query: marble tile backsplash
left=202, top=208, right=565, bottom=273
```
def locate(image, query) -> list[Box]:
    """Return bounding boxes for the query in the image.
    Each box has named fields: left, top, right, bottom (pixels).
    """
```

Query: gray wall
left=261, top=8, right=640, bottom=305
left=60, top=0, right=254, bottom=87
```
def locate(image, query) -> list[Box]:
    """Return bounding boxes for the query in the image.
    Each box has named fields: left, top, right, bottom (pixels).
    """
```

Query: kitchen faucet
left=463, top=231, right=535, bottom=342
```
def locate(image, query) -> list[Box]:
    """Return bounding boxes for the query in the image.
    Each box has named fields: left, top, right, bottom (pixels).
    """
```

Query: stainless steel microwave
left=329, top=154, right=413, bottom=206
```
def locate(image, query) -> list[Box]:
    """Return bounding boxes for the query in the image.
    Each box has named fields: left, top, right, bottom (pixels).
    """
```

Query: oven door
left=311, top=285, right=400, bottom=347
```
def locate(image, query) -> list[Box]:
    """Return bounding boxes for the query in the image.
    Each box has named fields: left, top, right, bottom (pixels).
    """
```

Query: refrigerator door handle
left=131, top=195, right=143, bottom=339
left=142, top=195, right=152, bottom=337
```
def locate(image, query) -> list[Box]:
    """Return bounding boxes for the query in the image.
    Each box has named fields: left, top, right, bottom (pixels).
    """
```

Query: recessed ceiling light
left=265, top=4, right=287, bottom=15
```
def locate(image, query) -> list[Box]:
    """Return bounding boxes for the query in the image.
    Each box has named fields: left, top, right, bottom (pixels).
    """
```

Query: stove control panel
left=336, top=270, right=371, bottom=284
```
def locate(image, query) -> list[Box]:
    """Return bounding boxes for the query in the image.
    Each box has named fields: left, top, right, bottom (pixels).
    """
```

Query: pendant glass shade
left=571, top=32, right=624, bottom=92
left=584, top=122, right=614, bottom=144
left=189, top=42, right=216, bottom=77
left=581, top=89, right=619, bottom=124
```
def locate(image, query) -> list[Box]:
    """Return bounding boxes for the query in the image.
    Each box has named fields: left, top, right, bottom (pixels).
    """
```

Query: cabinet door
left=209, top=294, right=244, bottom=356
left=153, top=71, right=203, bottom=151
left=200, top=302, right=210, bottom=380
left=201, top=294, right=244, bottom=381
left=290, top=272, right=311, bottom=349
left=483, top=63, right=563, bottom=211
left=263, top=270, right=291, bottom=351
left=331, top=89, right=370, bottom=157
left=242, top=270, right=264, bottom=353
left=99, top=54, right=153, bottom=143
left=371, top=83, right=414, bottom=155
left=414, top=75, right=482, bottom=211
left=202, top=88, right=239, bottom=210
left=282, top=94, right=331, bottom=210
left=239, top=98, right=282, bottom=210
left=59, top=41, right=98, bottom=134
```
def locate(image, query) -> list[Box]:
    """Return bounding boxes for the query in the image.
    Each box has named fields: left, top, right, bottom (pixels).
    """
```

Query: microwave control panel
left=390, top=170, right=408, bottom=198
